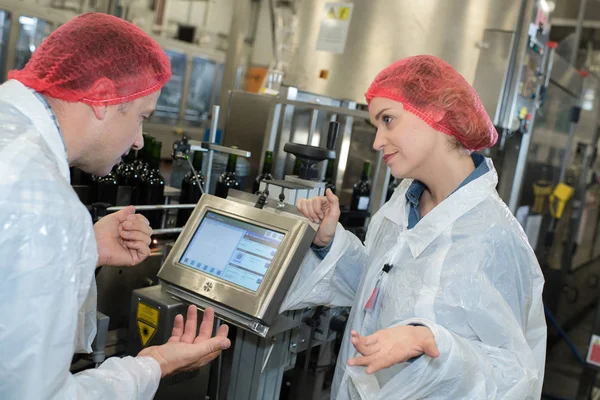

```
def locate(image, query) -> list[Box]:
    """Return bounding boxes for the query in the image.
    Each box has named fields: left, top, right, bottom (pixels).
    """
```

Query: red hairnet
left=365, top=55, right=497, bottom=152
left=8, top=13, right=171, bottom=106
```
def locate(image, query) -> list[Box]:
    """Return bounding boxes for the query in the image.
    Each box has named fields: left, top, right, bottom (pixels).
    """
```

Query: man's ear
left=88, top=77, right=117, bottom=120
left=90, top=104, right=108, bottom=120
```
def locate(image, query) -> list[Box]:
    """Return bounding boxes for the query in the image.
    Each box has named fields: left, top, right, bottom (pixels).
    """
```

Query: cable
left=544, top=303, right=586, bottom=365
left=186, top=155, right=205, bottom=196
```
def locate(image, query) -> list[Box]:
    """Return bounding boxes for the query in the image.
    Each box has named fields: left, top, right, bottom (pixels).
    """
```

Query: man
left=0, top=13, right=230, bottom=399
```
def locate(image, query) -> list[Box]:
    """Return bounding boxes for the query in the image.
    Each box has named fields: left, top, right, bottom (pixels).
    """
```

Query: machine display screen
left=179, top=212, right=285, bottom=292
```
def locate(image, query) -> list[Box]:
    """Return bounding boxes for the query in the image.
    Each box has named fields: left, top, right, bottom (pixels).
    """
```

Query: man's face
left=82, top=91, right=159, bottom=176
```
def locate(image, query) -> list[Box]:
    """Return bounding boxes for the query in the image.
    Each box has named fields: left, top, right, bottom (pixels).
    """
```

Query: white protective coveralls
left=281, top=158, right=547, bottom=400
left=0, top=80, right=161, bottom=399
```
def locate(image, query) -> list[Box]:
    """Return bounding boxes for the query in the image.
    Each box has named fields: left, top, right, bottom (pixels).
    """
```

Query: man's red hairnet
left=9, top=13, right=171, bottom=106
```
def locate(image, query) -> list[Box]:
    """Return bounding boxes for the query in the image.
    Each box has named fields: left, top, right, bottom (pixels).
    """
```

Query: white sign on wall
left=316, top=2, right=354, bottom=54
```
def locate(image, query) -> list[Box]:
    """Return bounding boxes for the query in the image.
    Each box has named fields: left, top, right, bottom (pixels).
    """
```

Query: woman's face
left=369, top=97, right=445, bottom=179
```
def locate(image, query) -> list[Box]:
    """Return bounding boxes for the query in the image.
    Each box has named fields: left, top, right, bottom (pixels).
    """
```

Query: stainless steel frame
left=223, top=87, right=389, bottom=214
left=157, top=194, right=316, bottom=336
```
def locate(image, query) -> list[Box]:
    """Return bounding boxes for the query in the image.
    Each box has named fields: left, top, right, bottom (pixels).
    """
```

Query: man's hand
left=94, top=206, right=153, bottom=267
left=347, top=326, right=439, bottom=374
left=138, top=306, right=231, bottom=377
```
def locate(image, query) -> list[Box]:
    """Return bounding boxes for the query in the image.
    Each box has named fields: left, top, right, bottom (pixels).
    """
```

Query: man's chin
left=76, top=164, right=114, bottom=177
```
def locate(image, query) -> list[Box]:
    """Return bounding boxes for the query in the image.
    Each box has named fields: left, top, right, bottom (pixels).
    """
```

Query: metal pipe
left=152, top=228, right=184, bottom=235
left=205, top=105, right=220, bottom=193
left=571, top=0, right=588, bottom=67
left=202, top=0, right=210, bottom=29
left=203, top=143, right=251, bottom=158
left=269, top=0, right=279, bottom=68
left=276, top=98, right=369, bottom=119
left=160, top=197, right=169, bottom=230
left=106, top=204, right=196, bottom=212
left=234, top=65, right=244, bottom=90
left=307, top=109, right=319, bottom=146
left=186, top=0, right=193, bottom=25
left=508, top=42, right=552, bottom=213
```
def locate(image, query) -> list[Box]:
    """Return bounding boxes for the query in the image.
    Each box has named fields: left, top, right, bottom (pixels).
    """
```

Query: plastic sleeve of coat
left=279, top=223, right=368, bottom=311
left=373, top=317, right=541, bottom=400
left=70, top=356, right=161, bottom=399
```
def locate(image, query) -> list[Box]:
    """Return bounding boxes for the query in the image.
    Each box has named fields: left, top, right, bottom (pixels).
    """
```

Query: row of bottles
left=71, top=142, right=385, bottom=226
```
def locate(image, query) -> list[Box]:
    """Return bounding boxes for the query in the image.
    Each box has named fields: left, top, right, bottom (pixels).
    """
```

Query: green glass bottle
left=323, top=160, right=336, bottom=194
left=253, top=150, right=274, bottom=194
left=177, top=151, right=205, bottom=226
left=215, top=152, right=240, bottom=198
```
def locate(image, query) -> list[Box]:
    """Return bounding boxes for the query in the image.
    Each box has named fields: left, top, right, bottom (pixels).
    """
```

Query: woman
left=280, top=55, right=546, bottom=399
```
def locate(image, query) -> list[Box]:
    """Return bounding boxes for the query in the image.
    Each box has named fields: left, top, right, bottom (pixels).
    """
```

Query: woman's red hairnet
left=365, top=55, right=497, bottom=152
left=8, top=13, right=171, bottom=106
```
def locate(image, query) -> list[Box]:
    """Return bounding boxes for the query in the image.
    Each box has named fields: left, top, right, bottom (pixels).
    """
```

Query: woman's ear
left=429, top=107, right=446, bottom=123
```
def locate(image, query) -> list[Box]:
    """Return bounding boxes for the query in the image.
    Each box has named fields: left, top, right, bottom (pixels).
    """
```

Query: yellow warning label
left=327, top=7, right=336, bottom=19
left=138, top=321, right=157, bottom=347
left=338, top=7, right=350, bottom=20
left=137, top=302, right=159, bottom=327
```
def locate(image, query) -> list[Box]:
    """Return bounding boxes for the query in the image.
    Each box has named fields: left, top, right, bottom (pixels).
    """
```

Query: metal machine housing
left=157, top=194, right=316, bottom=336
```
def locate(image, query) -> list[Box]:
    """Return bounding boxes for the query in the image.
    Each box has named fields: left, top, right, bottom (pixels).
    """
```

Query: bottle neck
left=263, top=152, right=273, bottom=174
left=361, top=163, right=371, bottom=180
left=226, top=154, right=238, bottom=173
left=150, top=143, right=162, bottom=169
left=192, top=151, right=203, bottom=171
left=144, top=137, right=156, bottom=163
left=325, top=160, right=335, bottom=179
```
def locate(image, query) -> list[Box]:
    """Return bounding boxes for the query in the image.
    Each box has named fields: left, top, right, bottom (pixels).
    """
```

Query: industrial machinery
left=85, top=104, right=348, bottom=399
left=132, top=190, right=320, bottom=399
left=221, top=87, right=385, bottom=222
left=38, top=0, right=599, bottom=397
left=158, top=193, right=317, bottom=337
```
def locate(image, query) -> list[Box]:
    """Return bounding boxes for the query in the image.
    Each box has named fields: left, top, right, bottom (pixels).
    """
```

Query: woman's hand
left=347, top=326, right=439, bottom=374
left=297, top=189, right=340, bottom=247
